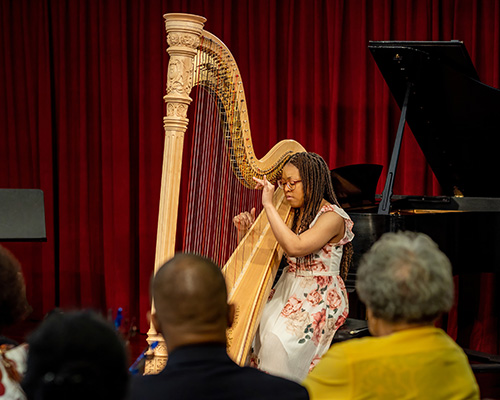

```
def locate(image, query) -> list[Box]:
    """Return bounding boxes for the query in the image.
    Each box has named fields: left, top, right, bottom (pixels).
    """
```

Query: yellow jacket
left=303, top=326, right=479, bottom=400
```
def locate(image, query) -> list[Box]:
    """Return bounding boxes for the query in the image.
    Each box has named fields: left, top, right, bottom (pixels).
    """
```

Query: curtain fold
left=0, top=0, right=56, bottom=319
left=0, top=0, right=498, bottom=354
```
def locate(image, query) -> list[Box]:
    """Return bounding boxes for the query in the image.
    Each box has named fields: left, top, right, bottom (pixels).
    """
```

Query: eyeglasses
left=277, top=179, right=302, bottom=191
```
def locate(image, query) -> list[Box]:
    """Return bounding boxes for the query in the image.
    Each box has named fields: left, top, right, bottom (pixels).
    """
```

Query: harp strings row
left=182, top=36, right=260, bottom=276
left=195, top=36, right=251, bottom=187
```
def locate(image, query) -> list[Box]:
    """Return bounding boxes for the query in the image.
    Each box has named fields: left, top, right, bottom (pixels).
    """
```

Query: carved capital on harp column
left=164, top=13, right=205, bottom=50
left=164, top=14, right=206, bottom=98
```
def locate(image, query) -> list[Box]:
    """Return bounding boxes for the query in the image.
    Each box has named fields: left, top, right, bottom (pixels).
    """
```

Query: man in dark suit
left=129, top=253, right=309, bottom=400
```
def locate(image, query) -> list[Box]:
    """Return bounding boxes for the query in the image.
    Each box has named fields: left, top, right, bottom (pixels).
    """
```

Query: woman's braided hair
left=287, top=152, right=353, bottom=281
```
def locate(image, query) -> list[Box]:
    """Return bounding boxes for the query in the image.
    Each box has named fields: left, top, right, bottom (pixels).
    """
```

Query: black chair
left=331, top=317, right=370, bottom=345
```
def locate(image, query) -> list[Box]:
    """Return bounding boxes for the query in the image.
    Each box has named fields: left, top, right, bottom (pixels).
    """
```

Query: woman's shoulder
left=309, top=203, right=345, bottom=229
left=318, top=202, right=351, bottom=220
left=314, top=202, right=354, bottom=244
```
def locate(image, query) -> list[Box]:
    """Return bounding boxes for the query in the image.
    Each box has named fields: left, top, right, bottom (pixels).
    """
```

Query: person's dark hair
left=21, top=310, right=129, bottom=400
left=287, top=152, right=353, bottom=280
left=0, top=245, right=31, bottom=330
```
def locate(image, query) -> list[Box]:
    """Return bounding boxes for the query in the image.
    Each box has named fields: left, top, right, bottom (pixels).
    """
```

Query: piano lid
left=331, top=164, right=383, bottom=209
left=369, top=40, right=500, bottom=198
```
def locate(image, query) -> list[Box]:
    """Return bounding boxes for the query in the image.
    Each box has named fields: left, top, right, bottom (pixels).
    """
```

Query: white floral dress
left=251, top=204, right=354, bottom=382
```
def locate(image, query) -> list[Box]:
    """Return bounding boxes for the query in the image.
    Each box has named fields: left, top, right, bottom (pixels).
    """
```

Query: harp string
left=182, top=41, right=260, bottom=278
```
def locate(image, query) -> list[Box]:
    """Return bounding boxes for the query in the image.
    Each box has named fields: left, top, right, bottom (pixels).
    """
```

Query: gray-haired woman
left=303, top=231, right=479, bottom=400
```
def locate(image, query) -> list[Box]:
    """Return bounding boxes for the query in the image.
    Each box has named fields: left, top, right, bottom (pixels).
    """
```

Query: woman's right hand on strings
left=233, top=207, right=256, bottom=238
left=253, top=175, right=275, bottom=208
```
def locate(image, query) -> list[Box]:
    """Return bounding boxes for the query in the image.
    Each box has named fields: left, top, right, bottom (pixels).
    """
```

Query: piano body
left=332, top=41, right=500, bottom=362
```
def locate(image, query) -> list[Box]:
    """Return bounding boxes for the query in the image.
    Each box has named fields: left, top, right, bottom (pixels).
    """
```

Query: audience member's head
left=356, top=231, right=454, bottom=334
left=151, top=253, right=233, bottom=352
left=0, top=244, right=31, bottom=334
left=21, top=310, right=129, bottom=400
left=303, top=233, right=479, bottom=399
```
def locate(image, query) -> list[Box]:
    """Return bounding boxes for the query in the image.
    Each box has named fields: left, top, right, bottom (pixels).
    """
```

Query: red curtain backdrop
left=1, top=0, right=498, bottom=354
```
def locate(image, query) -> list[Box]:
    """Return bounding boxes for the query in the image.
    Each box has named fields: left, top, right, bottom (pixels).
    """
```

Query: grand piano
left=331, top=40, right=500, bottom=369
left=337, top=40, right=500, bottom=276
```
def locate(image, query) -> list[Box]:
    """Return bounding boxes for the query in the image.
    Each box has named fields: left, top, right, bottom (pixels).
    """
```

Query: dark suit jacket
left=129, top=343, right=309, bottom=400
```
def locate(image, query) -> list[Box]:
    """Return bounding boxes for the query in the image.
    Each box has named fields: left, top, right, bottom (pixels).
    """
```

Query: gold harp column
left=145, top=13, right=206, bottom=374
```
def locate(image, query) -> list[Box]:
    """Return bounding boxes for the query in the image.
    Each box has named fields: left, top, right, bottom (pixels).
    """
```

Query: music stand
left=0, top=189, right=46, bottom=241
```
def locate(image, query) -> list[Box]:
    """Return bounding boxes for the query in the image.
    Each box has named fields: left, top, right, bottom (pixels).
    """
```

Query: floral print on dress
left=280, top=295, right=304, bottom=318
left=282, top=276, right=348, bottom=348
left=327, top=288, right=342, bottom=310
left=314, top=275, right=333, bottom=287
left=251, top=204, right=354, bottom=382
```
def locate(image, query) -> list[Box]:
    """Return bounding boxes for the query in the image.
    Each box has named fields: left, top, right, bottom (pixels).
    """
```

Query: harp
left=145, top=13, right=305, bottom=373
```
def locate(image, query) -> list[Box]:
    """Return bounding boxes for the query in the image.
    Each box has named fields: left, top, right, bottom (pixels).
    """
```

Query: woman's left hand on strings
left=253, top=176, right=275, bottom=208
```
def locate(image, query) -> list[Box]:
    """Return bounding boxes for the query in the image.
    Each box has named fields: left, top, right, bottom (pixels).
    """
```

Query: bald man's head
left=152, top=253, right=231, bottom=348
